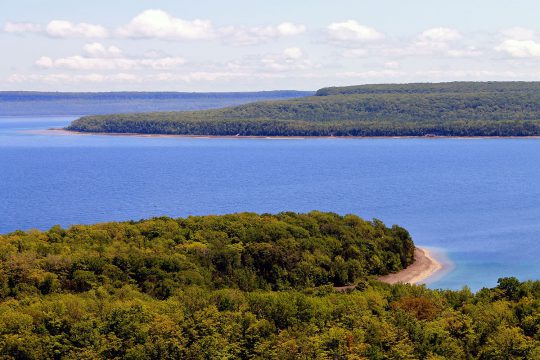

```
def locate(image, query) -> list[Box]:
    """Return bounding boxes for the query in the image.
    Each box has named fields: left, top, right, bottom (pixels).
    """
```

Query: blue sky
left=2, top=0, right=540, bottom=91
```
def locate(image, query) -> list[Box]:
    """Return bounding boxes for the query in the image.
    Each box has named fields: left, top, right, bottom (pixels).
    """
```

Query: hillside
left=67, top=82, right=540, bottom=137
left=2, top=212, right=540, bottom=358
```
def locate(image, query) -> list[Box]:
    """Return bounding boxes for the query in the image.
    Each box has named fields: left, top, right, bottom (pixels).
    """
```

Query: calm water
left=2, top=116, right=540, bottom=290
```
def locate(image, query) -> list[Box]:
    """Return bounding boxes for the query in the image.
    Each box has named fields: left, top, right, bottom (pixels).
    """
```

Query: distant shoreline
left=378, top=248, right=446, bottom=285
left=39, top=128, right=540, bottom=140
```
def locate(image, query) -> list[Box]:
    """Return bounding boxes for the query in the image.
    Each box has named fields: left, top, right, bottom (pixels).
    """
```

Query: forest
left=67, top=81, right=540, bottom=137
left=1, top=212, right=540, bottom=359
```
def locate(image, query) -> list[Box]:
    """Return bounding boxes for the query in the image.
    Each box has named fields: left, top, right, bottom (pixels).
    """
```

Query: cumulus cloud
left=410, top=27, right=480, bottom=58
left=3, top=20, right=108, bottom=38
left=418, top=27, right=461, bottom=42
left=342, top=48, right=369, bottom=58
left=117, top=10, right=305, bottom=44
left=7, top=71, right=249, bottom=85
left=7, top=73, right=142, bottom=84
left=384, top=61, right=400, bottom=69
left=36, top=55, right=186, bottom=71
left=35, top=56, right=54, bottom=68
left=155, top=71, right=247, bottom=82
left=496, top=39, right=540, bottom=58
left=117, top=9, right=214, bottom=40
left=327, top=20, right=384, bottom=41
left=220, top=22, right=306, bottom=45
left=224, top=47, right=317, bottom=73
left=495, top=28, right=540, bottom=58
left=276, top=22, right=306, bottom=36
left=3, top=22, right=41, bottom=33
left=46, top=20, right=108, bottom=38
left=414, top=69, right=524, bottom=80
left=445, top=47, right=482, bottom=57
left=5, top=10, right=305, bottom=46
left=335, top=70, right=405, bottom=79
left=83, top=42, right=122, bottom=58
left=283, top=47, right=303, bottom=59
left=261, top=47, right=316, bottom=71
left=337, top=26, right=477, bottom=59
left=35, top=44, right=185, bottom=71
left=501, top=27, right=536, bottom=41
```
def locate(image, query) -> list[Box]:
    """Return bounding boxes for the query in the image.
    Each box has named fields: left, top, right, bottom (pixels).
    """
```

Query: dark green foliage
left=0, top=212, right=414, bottom=298
left=68, top=82, right=540, bottom=137
left=314, top=81, right=540, bottom=96
left=2, top=213, right=540, bottom=359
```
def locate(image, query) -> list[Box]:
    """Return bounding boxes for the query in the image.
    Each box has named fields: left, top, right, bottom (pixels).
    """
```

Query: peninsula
left=2, top=211, right=538, bottom=358
left=67, top=81, right=540, bottom=137
left=378, top=247, right=444, bottom=285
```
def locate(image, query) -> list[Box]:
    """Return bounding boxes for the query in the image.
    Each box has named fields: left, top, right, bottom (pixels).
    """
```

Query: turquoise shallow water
left=2, top=116, right=540, bottom=291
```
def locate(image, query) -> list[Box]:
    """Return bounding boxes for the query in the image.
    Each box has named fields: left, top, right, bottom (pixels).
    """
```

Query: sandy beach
left=378, top=248, right=443, bottom=285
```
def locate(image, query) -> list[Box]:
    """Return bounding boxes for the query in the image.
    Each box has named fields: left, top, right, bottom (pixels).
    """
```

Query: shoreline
left=36, top=128, right=540, bottom=140
left=378, top=247, right=446, bottom=285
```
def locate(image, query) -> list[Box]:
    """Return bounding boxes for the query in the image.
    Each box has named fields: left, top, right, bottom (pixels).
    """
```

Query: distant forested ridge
left=2, top=212, right=540, bottom=358
left=67, top=82, right=540, bottom=136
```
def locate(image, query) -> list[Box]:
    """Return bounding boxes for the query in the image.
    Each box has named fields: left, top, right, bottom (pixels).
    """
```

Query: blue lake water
left=2, top=116, right=540, bottom=291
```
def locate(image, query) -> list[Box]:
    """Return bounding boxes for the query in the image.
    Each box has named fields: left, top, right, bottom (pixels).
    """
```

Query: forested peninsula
left=2, top=211, right=540, bottom=359
left=67, top=82, right=540, bottom=137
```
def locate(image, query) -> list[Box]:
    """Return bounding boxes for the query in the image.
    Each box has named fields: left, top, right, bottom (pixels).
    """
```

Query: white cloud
left=7, top=71, right=249, bottom=85
left=117, top=9, right=214, bottom=40
left=35, top=56, right=54, bottom=68
left=446, top=47, right=482, bottom=57
left=7, top=72, right=143, bottom=84
left=384, top=61, right=400, bottom=69
left=335, top=70, right=404, bottom=78
left=407, top=27, right=479, bottom=58
left=339, top=33, right=479, bottom=59
left=218, top=22, right=306, bottom=45
left=155, top=71, right=247, bottom=82
left=36, top=55, right=186, bottom=71
left=5, top=11, right=305, bottom=46
left=418, top=27, right=461, bottom=42
left=261, top=48, right=316, bottom=71
left=35, top=44, right=185, bottom=71
left=118, top=9, right=305, bottom=44
left=342, top=48, right=369, bottom=58
left=83, top=42, right=122, bottom=58
left=495, top=27, right=540, bottom=58
left=224, top=47, right=316, bottom=73
left=46, top=20, right=108, bottom=38
left=501, top=27, right=536, bottom=41
left=10, top=66, right=540, bottom=87
left=496, top=39, right=540, bottom=58
left=414, top=69, right=524, bottom=79
left=276, top=22, right=306, bottom=36
left=283, top=47, right=303, bottom=59
left=3, top=22, right=41, bottom=33
left=327, top=20, right=384, bottom=41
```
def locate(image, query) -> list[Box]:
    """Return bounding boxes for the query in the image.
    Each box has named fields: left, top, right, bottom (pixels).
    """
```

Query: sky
left=2, top=0, right=540, bottom=91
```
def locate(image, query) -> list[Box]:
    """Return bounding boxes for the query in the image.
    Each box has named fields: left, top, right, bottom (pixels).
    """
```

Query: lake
left=2, top=112, right=540, bottom=291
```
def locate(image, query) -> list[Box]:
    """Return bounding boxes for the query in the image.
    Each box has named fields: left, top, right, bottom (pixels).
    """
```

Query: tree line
left=67, top=82, right=540, bottom=137
left=1, top=212, right=540, bottom=358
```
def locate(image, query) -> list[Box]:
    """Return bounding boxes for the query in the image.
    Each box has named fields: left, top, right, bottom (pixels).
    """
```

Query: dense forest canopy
left=314, top=81, right=540, bottom=96
left=2, top=212, right=540, bottom=359
left=67, top=81, right=540, bottom=137
left=0, top=212, right=415, bottom=296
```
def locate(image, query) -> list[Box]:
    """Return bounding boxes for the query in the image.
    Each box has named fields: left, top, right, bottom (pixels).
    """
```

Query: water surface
left=2, top=116, right=540, bottom=290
